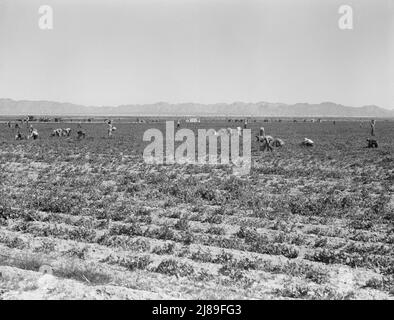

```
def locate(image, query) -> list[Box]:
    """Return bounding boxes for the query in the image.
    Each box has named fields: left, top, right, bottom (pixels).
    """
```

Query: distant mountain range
left=0, top=98, right=393, bottom=118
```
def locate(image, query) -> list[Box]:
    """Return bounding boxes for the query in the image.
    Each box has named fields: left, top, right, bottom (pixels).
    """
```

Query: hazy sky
left=0, top=0, right=393, bottom=108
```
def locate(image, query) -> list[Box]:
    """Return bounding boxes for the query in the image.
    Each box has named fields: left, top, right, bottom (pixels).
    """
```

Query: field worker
left=370, top=119, right=376, bottom=136
left=29, top=125, right=34, bottom=135
left=28, top=125, right=39, bottom=140
left=177, top=120, right=181, bottom=129
left=63, top=128, right=72, bottom=137
left=29, top=128, right=39, bottom=140
left=14, top=123, right=20, bottom=130
left=107, top=120, right=116, bottom=137
left=15, top=130, right=23, bottom=140
left=244, top=119, right=248, bottom=129
left=301, top=138, right=314, bottom=147
left=51, top=129, right=62, bottom=137
left=367, top=138, right=378, bottom=148
left=76, top=123, right=85, bottom=139
left=77, top=130, right=86, bottom=139
left=6, top=121, right=11, bottom=128
left=32, top=130, right=39, bottom=140
left=272, top=138, right=285, bottom=147
left=256, top=127, right=274, bottom=152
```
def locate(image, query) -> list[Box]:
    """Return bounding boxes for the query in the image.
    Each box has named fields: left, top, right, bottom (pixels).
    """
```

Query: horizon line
left=0, top=97, right=393, bottom=111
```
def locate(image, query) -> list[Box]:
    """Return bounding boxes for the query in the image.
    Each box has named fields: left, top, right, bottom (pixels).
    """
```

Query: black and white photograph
left=0, top=0, right=393, bottom=304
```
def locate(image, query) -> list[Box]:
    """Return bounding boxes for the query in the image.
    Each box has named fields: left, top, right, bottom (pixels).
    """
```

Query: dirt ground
left=0, top=120, right=393, bottom=299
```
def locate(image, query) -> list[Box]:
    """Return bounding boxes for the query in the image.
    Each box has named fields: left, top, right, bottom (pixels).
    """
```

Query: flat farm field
left=0, top=120, right=393, bottom=299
